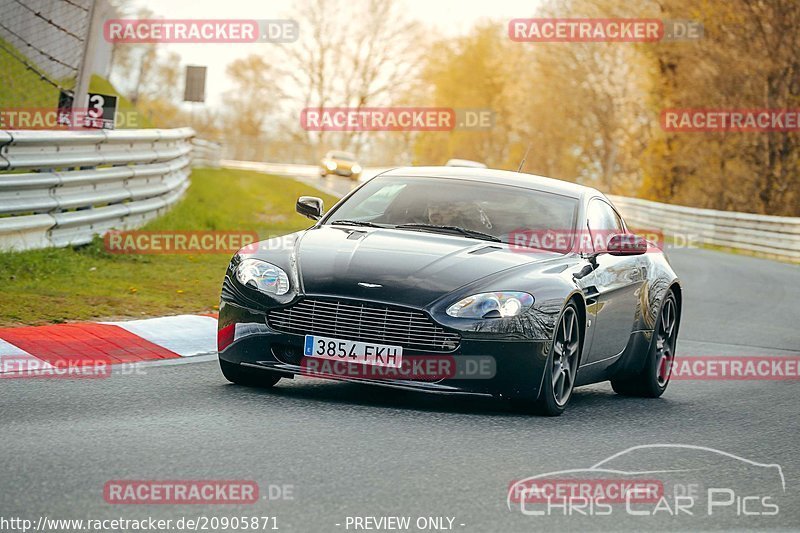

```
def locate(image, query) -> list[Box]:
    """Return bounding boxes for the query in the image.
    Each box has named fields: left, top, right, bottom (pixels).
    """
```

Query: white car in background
left=445, top=159, right=487, bottom=168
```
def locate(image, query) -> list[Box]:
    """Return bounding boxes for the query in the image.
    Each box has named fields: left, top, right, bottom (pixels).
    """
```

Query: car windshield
left=324, top=176, right=578, bottom=248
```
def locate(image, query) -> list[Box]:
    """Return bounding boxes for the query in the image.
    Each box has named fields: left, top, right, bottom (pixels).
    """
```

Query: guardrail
left=192, top=139, right=222, bottom=168
left=0, top=128, right=197, bottom=251
left=609, top=195, right=800, bottom=262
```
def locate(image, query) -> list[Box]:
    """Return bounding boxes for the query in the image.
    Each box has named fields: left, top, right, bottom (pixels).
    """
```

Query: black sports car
left=217, top=167, right=682, bottom=415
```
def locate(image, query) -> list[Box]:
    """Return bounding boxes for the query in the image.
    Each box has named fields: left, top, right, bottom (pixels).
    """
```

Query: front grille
left=267, top=298, right=460, bottom=352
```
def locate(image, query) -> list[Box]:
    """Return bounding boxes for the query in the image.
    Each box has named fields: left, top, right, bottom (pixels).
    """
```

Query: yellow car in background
left=320, top=150, right=362, bottom=180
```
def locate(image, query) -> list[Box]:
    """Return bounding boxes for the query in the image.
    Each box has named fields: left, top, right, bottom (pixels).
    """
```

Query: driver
left=425, top=201, right=493, bottom=232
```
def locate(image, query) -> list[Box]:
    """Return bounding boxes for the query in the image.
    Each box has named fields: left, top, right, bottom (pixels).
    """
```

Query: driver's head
left=426, top=201, right=480, bottom=229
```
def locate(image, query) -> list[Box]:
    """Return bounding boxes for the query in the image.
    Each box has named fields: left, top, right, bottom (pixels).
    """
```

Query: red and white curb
left=0, top=314, right=218, bottom=376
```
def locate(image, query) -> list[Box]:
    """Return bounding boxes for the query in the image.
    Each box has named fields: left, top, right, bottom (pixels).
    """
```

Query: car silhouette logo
left=358, top=282, right=382, bottom=288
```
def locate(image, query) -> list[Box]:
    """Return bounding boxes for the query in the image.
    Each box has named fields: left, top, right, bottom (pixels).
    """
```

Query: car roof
left=378, top=166, right=601, bottom=200
left=327, top=150, right=355, bottom=158
left=445, top=159, right=487, bottom=168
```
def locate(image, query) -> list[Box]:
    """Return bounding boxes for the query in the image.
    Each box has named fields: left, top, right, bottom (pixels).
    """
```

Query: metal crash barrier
left=0, top=128, right=222, bottom=251
left=609, top=195, right=800, bottom=262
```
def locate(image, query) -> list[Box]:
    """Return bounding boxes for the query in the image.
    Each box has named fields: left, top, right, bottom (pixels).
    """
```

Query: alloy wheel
left=655, top=296, right=677, bottom=387
left=552, top=307, right=580, bottom=406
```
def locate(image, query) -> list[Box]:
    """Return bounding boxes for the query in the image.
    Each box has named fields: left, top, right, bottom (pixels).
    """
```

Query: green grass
left=0, top=168, right=338, bottom=326
left=0, top=37, right=61, bottom=108
left=0, top=37, right=150, bottom=128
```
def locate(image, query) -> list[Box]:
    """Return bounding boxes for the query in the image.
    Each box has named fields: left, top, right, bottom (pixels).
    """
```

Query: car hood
left=295, top=225, right=561, bottom=308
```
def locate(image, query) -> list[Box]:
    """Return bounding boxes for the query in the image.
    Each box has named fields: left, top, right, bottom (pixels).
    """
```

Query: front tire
left=219, top=359, right=281, bottom=388
left=611, top=291, right=679, bottom=398
left=514, top=302, right=581, bottom=416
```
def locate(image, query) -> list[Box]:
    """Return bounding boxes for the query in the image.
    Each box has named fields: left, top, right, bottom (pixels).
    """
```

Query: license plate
left=303, top=335, right=403, bottom=368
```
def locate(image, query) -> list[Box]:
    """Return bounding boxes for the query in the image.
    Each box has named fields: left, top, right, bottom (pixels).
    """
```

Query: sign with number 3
left=84, top=92, right=118, bottom=130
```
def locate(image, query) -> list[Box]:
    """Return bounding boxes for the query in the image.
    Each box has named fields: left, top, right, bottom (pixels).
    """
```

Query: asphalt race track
left=2, top=177, right=799, bottom=532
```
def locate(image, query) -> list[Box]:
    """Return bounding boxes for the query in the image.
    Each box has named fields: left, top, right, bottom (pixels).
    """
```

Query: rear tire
left=611, top=292, right=679, bottom=398
left=219, top=359, right=281, bottom=388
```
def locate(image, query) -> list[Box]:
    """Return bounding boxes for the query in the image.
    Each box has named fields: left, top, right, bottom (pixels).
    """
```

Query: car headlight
left=351, top=164, right=362, bottom=174
left=446, top=292, right=534, bottom=319
left=325, top=161, right=337, bottom=171
left=235, top=258, right=290, bottom=296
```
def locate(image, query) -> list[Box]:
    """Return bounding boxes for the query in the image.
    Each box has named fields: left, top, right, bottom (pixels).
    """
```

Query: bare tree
left=276, top=0, right=423, bottom=158
left=223, top=55, right=282, bottom=160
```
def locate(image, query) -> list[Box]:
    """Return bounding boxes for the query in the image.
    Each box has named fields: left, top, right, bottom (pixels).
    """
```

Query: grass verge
left=0, top=168, right=338, bottom=326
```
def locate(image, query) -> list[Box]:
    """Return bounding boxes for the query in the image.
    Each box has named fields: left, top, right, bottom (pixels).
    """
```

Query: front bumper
left=218, top=302, right=550, bottom=400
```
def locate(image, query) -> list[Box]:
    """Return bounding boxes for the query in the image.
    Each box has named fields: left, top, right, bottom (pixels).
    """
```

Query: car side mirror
left=607, top=233, right=648, bottom=256
left=296, top=196, right=324, bottom=220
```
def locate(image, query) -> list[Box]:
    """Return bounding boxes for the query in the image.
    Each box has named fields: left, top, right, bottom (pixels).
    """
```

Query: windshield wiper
left=330, top=219, right=386, bottom=228
left=395, top=223, right=501, bottom=242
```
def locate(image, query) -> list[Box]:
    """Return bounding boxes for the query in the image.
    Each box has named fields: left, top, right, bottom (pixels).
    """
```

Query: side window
left=586, top=199, right=624, bottom=252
